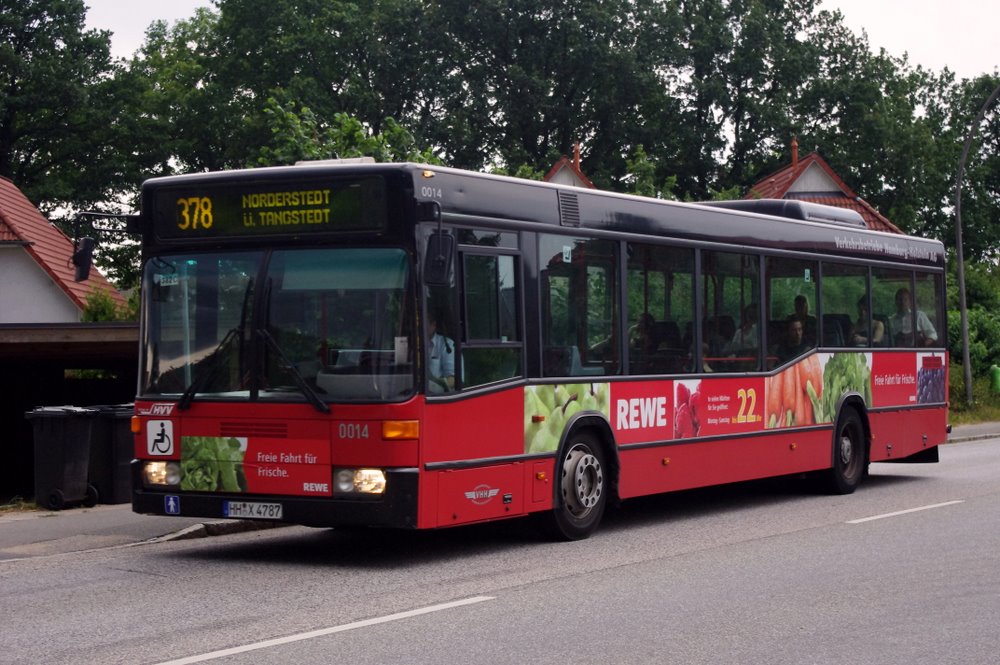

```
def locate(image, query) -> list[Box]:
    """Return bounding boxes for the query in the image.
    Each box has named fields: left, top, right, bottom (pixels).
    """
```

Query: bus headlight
left=144, top=461, right=181, bottom=487
left=333, top=468, right=386, bottom=496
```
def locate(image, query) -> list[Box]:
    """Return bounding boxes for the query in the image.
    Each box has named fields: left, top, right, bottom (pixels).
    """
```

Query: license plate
left=224, top=501, right=283, bottom=520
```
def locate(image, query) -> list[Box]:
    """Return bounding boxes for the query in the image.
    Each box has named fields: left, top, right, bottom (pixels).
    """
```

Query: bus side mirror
left=72, top=237, right=95, bottom=282
left=423, top=231, right=454, bottom=286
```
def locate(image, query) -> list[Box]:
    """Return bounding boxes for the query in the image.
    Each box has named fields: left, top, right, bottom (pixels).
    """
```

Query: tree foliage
left=0, top=0, right=122, bottom=210
left=5, top=0, right=1000, bottom=283
left=256, top=99, right=441, bottom=166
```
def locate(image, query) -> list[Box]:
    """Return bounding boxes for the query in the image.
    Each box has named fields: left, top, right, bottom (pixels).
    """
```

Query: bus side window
left=460, top=252, right=523, bottom=388
left=540, top=235, right=618, bottom=377
left=626, top=242, right=695, bottom=375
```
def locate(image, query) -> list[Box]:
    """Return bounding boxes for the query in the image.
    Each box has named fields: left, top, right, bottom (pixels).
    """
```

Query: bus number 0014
left=420, top=186, right=442, bottom=199
left=339, top=423, right=369, bottom=439
left=176, top=197, right=214, bottom=230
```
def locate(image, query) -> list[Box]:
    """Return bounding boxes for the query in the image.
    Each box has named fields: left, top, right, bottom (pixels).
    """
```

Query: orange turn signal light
left=131, top=416, right=142, bottom=434
left=383, top=420, right=420, bottom=440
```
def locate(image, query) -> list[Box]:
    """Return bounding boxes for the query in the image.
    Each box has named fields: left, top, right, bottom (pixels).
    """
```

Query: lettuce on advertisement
left=180, top=436, right=247, bottom=492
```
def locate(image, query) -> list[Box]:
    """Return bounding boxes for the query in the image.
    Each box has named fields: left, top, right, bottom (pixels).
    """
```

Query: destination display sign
left=149, top=176, right=386, bottom=240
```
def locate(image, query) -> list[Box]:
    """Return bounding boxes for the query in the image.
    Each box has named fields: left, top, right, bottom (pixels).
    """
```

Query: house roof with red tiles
left=746, top=143, right=903, bottom=234
left=544, top=143, right=596, bottom=189
left=0, top=176, right=126, bottom=311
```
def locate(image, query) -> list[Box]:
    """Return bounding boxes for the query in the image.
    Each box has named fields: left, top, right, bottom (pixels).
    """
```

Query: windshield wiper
left=177, top=278, right=253, bottom=410
left=257, top=328, right=331, bottom=414
left=177, top=326, right=240, bottom=410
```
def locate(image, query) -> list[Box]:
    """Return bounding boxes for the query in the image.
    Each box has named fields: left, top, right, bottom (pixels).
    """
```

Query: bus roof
left=141, top=162, right=946, bottom=269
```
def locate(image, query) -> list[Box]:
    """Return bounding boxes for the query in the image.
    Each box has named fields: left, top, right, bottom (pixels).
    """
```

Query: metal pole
left=954, top=81, right=1000, bottom=404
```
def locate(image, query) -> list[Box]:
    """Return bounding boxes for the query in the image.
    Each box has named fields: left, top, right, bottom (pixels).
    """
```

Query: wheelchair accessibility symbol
left=147, top=420, right=174, bottom=455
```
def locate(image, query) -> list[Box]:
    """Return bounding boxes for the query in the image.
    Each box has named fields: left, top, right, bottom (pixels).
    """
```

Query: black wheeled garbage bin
left=88, top=404, right=135, bottom=504
left=25, top=406, right=99, bottom=510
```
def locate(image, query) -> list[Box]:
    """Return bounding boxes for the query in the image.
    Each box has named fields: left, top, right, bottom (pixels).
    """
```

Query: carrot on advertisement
left=782, top=367, right=795, bottom=427
left=795, top=360, right=812, bottom=425
left=767, top=374, right=781, bottom=427
left=793, top=362, right=806, bottom=426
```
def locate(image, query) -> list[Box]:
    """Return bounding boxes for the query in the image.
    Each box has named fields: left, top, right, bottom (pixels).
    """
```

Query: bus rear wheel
left=824, top=408, right=866, bottom=494
left=548, top=432, right=607, bottom=540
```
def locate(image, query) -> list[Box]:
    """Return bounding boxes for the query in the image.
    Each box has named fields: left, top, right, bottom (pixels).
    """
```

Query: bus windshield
left=142, top=247, right=415, bottom=403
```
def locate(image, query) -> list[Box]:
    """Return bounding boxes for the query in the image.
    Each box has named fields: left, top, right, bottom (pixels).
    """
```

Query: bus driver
left=427, top=312, right=455, bottom=392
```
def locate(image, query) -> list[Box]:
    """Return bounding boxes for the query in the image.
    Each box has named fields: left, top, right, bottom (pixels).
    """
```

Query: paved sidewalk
left=947, top=422, right=1000, bottom=443
left=0, top=503, right=277, bottom=560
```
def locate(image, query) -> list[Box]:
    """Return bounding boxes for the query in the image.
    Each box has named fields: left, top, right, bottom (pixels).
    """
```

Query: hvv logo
left=139, top=403, right=175, bottom=417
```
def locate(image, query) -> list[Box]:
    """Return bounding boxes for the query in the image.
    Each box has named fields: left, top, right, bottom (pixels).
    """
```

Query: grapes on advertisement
left=917, top=367, right=945, bottom=403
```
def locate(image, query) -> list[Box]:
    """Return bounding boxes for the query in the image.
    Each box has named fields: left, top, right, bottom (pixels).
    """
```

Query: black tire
left=824, top=408, right=866, bottom=494
left=83, top=484, right=99, bottom=508
left=547, top=431, right=607, bottom=540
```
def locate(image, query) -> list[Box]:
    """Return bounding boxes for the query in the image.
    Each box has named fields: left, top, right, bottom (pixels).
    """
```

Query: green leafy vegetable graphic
left=816, top=353, right=871, bottom=423
left=180, top=437, right=246, bottom=492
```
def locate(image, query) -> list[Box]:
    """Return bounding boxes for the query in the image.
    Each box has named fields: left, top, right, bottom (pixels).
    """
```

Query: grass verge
left=0, top=496, right=39, bottom=513
left=949, top=363, right=1000, bottom=425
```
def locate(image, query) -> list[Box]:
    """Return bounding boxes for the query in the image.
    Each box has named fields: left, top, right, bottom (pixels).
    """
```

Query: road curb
left=155, top=519, right=284, bottom=542
left=947, top=434, right=1000, bottom=445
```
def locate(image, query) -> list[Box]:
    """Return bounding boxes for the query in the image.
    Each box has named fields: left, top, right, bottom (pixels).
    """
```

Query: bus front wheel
left=824, top=408, right=867, bottom=494
left=547, top=432, right=607, bottom=540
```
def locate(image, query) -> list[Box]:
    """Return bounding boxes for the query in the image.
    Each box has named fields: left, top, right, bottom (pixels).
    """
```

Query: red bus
left=130, top=162, right=947, bottom=539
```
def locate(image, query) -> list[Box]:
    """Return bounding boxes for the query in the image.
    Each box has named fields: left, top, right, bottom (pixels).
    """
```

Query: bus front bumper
left=131, top=462, right=419, bottom=529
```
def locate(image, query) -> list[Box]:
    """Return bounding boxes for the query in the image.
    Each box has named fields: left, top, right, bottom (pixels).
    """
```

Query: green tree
left=0, top=0, right=123, bottom=211
left=256, top=99, right=441, bottom=166
left=430, top=0, right=681, bottom=182
left=942, top=74, right=1000, bottom=261
left=125, top=8, right=235, bottom=172
left=625, top=144, right=677, bottom=200
left=721, top=0, right=819, bottom=187
left=785, top=10, right=955, bottom=244
left=80, top=285, right=138, bottom=322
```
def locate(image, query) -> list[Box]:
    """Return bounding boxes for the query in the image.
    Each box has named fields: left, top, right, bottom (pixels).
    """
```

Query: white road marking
left=846, top=500, right=964, bottom=524
left=155, top=595, right=495, bottom=665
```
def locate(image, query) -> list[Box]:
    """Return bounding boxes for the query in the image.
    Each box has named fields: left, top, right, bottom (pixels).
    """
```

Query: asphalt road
left=2, top=438, right=999, bottom=665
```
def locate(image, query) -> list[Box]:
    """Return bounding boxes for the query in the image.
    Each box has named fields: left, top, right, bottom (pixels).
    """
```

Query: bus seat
left=703, top=315, right=735, bottom=354
left=833, top=314, right=853, bottom=342
left=543, top=346, right=572, bottom=376
left=653, top=320, right=681, bottom=350
left=874, top=314, right=891, bottom=347
left=822, top=314, right=844, bottom=346
left=767, top=320, right=786, bottom=349
left=570, top=345, right=603, bottom=375
left=715, top=315, right=736, bottom=341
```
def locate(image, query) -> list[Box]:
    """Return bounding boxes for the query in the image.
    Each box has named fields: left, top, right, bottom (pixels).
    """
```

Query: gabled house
left=0, top=176, right=126, bottom=322
left=1, top=177, right=136, bottom=502
left=544, top=143, right=596, bottom=189
left=746, top=139, right=903, bottom=234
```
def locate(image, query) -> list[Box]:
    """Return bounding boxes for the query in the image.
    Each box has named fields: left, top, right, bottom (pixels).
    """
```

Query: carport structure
left=0, top=323, right=138, bottom=501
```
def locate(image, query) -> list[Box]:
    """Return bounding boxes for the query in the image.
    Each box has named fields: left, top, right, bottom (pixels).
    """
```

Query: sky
left=84, top=0, right=999, bottom=81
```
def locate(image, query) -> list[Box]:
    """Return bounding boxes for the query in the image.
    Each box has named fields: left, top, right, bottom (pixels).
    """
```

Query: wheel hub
left=561, top=445, right=604, bottom=517
left=839, top=434, right=854, bottom=466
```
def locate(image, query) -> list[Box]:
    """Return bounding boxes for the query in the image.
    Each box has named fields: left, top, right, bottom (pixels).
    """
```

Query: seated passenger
left=889, top=287, right=937, bottom=347
left=850, top=297, right=884, bottom=347
left=775, top=316, right=811, bottom=362
left=724, top=304, right=759, bottom=356
left=629, top=313, right=659, bottom=355
left=790, top=295, right=817, bottom=346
